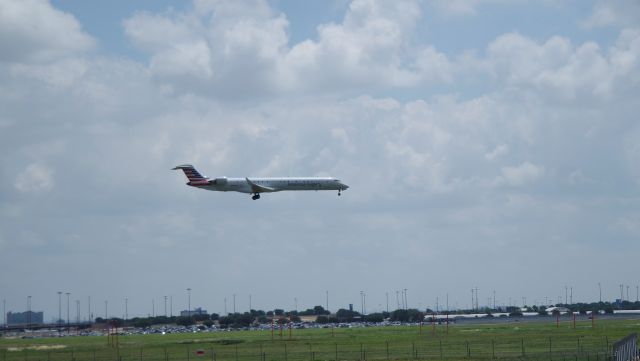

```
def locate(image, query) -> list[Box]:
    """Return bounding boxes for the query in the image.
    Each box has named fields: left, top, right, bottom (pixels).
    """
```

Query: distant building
left=180, top=307, right=207, bottom=317
left=7, top=311, right=44, bottom=325
left=615, top=299, right=623, bottom=307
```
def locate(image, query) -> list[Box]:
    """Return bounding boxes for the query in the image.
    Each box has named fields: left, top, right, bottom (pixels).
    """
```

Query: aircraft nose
left=341, top=183, right=349, bottom=190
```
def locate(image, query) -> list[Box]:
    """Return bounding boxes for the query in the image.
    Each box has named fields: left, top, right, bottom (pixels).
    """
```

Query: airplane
left=172, top=164, right=349, bottom=200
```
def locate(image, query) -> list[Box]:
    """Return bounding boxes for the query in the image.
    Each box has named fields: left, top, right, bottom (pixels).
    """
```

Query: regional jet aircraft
left=172, top=164, right=349, bottom=200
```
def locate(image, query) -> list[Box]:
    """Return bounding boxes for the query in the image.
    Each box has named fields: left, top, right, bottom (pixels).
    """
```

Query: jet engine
left=213, top=177, right=228, bottom=185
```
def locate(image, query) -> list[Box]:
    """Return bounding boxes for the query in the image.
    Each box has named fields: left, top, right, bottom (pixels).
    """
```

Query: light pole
left=385, top=292, right=389, bottom=313
left=105, top=300, right=108, bottom=320
left=493, top=290, right=496, bottom=309
left=3, top=298, right=6, bottom=327
left=164, top=296, right=167, bottom=317
left=27, top=296, right=31, bottom=329
left=232, top=294, right=236, bottom=314
left=471, top=289, right=475, bottom=311
left=627, top=285, right=630, bottom=302
left=404, top=289, right=407, bottom=309
left=187, top=288, right=192, bottom=317
left=326, top=290, right=329, bottom=312
left=598, top=283, right=602, bottom=303
left=404, top=289, right=408, bottom=310
left=57, top=292, right=62, bottom=327
left=249, top=294, right=252, bottom=311
left=76, top=300, right=80, bottom=324
left=125, top=298, right=128, bottom=326
left=620, top=284, right=624, bottom=302
left=66, top=292, right=70, bottom=332
left=363, top=293, right=366, bottom=315
left=570, top=287, right=573, bottom=304
left=360, top=291, right=364, bottom=314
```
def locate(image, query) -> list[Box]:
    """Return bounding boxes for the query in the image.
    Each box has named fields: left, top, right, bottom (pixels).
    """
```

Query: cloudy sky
left=1, top=0, right=640, bottom=321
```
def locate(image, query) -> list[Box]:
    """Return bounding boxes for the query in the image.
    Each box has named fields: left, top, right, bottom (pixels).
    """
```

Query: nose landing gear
left=251, top=193, right=261, bottom=200
left=338, top=189, right=342, bottom=196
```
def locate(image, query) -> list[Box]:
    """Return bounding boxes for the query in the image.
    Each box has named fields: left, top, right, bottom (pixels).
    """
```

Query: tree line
left=93, top=305, right=427, bottom=328
left=94, top=300, right=640, bottom=329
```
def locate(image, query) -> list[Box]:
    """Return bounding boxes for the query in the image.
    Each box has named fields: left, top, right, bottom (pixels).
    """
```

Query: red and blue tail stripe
left=172, top=164, right=210, bottom=186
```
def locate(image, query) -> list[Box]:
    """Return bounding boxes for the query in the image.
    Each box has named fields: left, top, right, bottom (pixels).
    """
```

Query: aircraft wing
left=246, top=178, right=276, bottom=193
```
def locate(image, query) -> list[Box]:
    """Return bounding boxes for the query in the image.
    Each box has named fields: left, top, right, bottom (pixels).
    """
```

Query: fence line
left=612, top=333, right=638, bottom=361
left=2, top=335, right=626, bottom=361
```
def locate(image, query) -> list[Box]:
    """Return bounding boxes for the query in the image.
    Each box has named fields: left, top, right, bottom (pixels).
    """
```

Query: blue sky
left=1, top=0, right=640, bottom=321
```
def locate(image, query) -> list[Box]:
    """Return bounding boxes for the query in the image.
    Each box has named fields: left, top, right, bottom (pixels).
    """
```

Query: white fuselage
left=192, top=177, right=348, bottom=194
left=172, top=164, right=348, bottom=199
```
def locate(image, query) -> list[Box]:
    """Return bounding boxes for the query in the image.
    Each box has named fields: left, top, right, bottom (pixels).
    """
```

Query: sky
left=1, top=0, right=640, bottom=322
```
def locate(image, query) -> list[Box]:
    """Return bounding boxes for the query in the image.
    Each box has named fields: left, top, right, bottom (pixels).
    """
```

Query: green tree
left=391, top=309, right=424, bottom=322
left=132, top=318, right=151, bottom=328
left=193, top=313, right=209, bottom=321
left=176, top=316, right=195, bottom=326
left=108, top=318, right=123, bottom=327
left=313, top=306, right=330, bottom=315
left=336, top=309, right=360, bottom=321
left=364, top=313, right=384, bottom=322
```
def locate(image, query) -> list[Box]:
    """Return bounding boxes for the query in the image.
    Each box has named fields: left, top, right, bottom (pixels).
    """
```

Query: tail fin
left=172, top=164, right=210, bottom=185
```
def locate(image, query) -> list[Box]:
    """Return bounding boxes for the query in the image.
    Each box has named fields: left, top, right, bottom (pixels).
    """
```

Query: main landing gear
left=251, top=193, right=261, bottom=200
left=338, top=189, right=342, bottom=196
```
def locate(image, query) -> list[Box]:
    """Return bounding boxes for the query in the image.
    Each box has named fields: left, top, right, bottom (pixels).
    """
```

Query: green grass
left=1, top=319, right=638, bottom=361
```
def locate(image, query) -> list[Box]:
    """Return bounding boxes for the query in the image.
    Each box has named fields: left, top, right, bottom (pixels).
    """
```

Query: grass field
left=1, top=319, right=638, bottom=361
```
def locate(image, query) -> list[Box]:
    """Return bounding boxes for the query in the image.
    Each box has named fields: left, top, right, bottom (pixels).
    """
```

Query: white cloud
left=284, top=0, right=424, bottom=89
left=428, top=0, right=534, bottom=17
left=0, top=0, right=94, bottom=64
left=615, top=214, right=640, bottom=236
left=485, top=144, right=509, bottom=160
left=484, top=30, right=640, bottom=101
left=624, top=125, right=640, bottom=185
left=123, top=0, right=289, bottom=96
left=582, top=0, right=640, bottom=28
left=430, top=0, right=480, bottom=15
left=496, top=162, right=544, bottom=187
left=122, top=0, right=453, bottom=97
left=2, top=0, right=640, bottom=316
left=14, top=163, right=55, bottom=192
